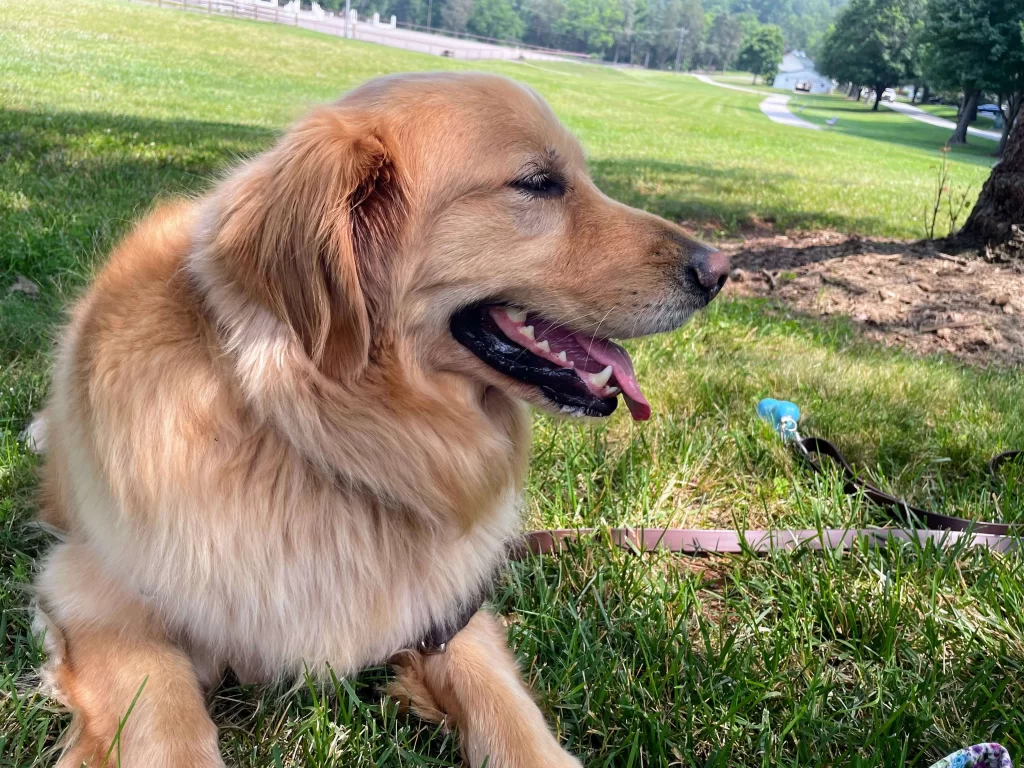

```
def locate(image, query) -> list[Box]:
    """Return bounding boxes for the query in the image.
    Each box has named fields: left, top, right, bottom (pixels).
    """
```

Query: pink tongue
left=572, top=334, right=651, bottom=421
left=489, top=308, right=652, bottom=421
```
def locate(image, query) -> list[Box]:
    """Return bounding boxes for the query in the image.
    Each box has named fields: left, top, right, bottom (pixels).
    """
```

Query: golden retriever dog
left=32, top=72, right=728, bottom=767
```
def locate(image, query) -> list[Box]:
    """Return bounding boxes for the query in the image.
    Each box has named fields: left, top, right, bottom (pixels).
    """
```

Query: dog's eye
left=510, top=173, right=565, bottom=199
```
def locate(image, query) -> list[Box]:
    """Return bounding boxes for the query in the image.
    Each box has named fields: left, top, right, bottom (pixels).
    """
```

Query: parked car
left=978, top=103, right=1002, bottom=117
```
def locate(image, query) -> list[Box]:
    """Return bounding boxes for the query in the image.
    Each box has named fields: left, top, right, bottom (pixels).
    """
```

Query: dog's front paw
left=549, top=752, right=583, bottom=768
left=21, top=411, right=47, bottom=454
left=515, top=749, right=582, bottom=768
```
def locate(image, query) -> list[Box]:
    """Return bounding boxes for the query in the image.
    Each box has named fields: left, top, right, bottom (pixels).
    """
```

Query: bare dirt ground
left=720, top=231, right=1024, bottom=366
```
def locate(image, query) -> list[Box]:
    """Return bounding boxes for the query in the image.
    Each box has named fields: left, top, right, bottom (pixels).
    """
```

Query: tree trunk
left=921, top=84, right=930, bottom=104
left=910, top=84, right=917, bottom=104
left=956, top=110, right=1024, bottom=251
left=872, top=83, right=885, bottom=111
left=950, top=90, right=979, bottom=145
left=997, top=93, right=1021, bottom=158
left=847, top=82, right=858, bottom=98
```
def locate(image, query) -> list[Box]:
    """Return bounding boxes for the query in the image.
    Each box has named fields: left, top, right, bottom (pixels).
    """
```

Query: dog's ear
left=211, top=107, right=404, bottom=382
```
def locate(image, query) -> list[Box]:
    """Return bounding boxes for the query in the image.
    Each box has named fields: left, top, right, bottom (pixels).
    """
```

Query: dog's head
left=204, top=73, right=728, bottom=421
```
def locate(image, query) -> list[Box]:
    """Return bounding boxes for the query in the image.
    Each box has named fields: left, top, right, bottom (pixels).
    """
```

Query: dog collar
left=417, top=592, right=487, bottom=655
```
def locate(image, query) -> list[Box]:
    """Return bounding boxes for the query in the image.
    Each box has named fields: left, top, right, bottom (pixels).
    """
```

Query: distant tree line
left=817, top=0, right=1024, bottom=155
left=321, top=0, right=846, bottom=72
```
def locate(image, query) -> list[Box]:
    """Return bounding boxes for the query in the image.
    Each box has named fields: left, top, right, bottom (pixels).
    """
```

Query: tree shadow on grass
left=822, top=121, right=997, bottom=166
left=1, top=107, right=276, bottom=279
left=729, top=237, right=911, bottom=270
left=0, top=107, right=277, bottom=361
left=790, top=104, right=999, bottom=166
left=589, top=157, right=891, bottom=235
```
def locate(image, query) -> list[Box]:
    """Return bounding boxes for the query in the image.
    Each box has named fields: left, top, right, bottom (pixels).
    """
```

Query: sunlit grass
left=0, top=0, right=998, bottom=242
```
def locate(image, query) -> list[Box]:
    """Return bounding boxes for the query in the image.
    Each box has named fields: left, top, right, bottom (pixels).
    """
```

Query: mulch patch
left=721, top=230, right=1024, bottom=366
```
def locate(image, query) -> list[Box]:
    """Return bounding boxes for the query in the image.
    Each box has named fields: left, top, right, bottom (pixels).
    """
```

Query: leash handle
left=990, top=451, right=1024, bottom=479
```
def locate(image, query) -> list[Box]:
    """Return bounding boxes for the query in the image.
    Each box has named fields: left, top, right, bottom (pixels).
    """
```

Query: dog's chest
left=395, top=487, right=522, bottom=648
left=299, top=485, right=522, bottom=674
left=171, top=479, right=523, bottom=680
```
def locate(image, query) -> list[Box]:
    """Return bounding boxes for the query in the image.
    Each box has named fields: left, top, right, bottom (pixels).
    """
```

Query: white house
left=772, top=51, right=835, bottom=94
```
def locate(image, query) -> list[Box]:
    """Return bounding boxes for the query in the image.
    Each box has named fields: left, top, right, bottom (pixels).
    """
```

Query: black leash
left=794, top=438, right=1022, bottom=536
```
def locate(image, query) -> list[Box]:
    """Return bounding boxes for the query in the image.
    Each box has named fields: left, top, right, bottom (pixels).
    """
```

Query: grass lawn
left=704, top=70, right=777, bottom=86
left=3, top=1, right=1024, bottom=766
left=703, top=70, right=797, bottom=93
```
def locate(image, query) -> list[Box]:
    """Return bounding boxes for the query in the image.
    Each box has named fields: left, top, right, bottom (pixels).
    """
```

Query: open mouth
left=450, top=304, right=651, bottom=421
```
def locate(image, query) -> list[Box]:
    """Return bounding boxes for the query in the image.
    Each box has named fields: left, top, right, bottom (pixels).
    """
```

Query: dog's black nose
left=684, top=248, right=730, bottom=302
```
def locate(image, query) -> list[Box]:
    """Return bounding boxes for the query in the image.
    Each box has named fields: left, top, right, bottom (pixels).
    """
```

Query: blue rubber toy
left=757, top=398, right=801, bottom=440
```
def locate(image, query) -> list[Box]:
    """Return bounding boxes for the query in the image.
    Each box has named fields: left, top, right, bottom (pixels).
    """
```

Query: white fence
left=136, top=0, right=581, bottom=62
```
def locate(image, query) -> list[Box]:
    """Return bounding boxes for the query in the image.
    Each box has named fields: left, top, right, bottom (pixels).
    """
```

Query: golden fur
left=34, top=72, right=721, bottom=767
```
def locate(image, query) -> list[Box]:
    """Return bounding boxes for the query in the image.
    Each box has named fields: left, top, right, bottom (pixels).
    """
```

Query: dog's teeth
left=556, top=351, right=568, bottom=364
left=520, top=326, right=535, bottom=340
left=506, top=308, right=527, bottom=323
left=589, top=365, right=613, bottom=388
left=536, top=340, right=550, bottom=353
left=603, top=386, right=621, bottom=397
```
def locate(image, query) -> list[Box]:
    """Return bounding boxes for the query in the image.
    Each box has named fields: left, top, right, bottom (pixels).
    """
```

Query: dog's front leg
left=391, top=611, right=581, bottom=768
left=37, top=543, right=224, bottom=768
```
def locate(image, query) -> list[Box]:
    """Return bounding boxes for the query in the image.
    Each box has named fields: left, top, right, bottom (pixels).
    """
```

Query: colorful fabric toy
left=928, top=743, right=1013, bottom=768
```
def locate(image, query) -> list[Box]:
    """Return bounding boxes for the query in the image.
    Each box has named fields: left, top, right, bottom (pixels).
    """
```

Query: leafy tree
left=733, top=9, right=760, bottom=40
left=466, top=0, right=524, bottom=39
left=731, top=0, right=791, bottom=25
left=785, top=0, right=846, bottom=50
left=516, top=0, right=566, bottom=48
left=385, top=0, right=430, bottom=22
left=700, top=12, right=744, bottom=69
left=554, top=0, right=623, bottom=53
left=673, top=0, right=706, bottom=68
left=625, top=0, right=652, bottom=63
left=627, top=0, right=703, bottom=69
left=731, top=0, right=846, bottom=50
left=921, top=0, right=1024, bottom=152
left=818, top=17, right=864, bottom=90
left=430, top=0, right=845, bottom=65
left=442, top=0, right=474, bottom=31
left=736, top=23, right=783, bottom=82
left=817, top=0, right=923, bottom=110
